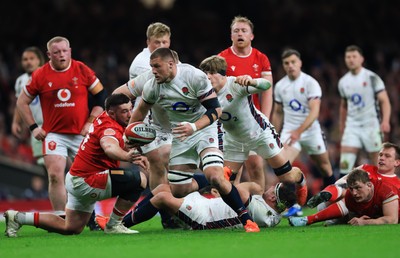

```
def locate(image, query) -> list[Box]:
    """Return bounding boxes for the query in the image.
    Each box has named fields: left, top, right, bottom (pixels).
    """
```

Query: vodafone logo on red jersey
left=54, top=89, right=75, bottom=108
left=57, top=89, right=71, bottom=101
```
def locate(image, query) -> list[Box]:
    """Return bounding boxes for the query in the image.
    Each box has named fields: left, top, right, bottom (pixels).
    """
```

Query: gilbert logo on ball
left=124, top=122, right=156, bottom=145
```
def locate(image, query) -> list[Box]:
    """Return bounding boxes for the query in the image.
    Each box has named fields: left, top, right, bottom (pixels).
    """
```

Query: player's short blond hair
left=47, top=36, right=70, bottom=51
left=199, top=55, right=227, bottom=75
left=146, top=22, right=171, bottom=39
left=230, top=16, right=254, bottom=32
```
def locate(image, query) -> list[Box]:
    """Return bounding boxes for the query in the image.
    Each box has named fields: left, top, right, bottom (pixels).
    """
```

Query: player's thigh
left=253, top=132, right=284, bottom=163
left=265, top=149, right=288, bottom=169
left=244, top=154, right=264, bottom=171
left=281, top=145, right=300, bottom=163
left=341, top=127, right=362, bottom=149
left=280, top=130, right=302, bottom=151
left=361, top=126, right=382, bottom=152
left=43, top=155, right=68, bottom=178
left=145, top=144, right=171, bottom=172
left=170, top=183, right=197, bottom=198
left=65, top=172, right=112, bottom=212
left=301, top=132, right=328, bottom=155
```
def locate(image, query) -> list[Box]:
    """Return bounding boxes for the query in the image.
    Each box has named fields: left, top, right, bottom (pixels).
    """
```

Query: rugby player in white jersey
left=338, top=45, right=391, bottom=178
left=12, top=47, right=45, bottom=165
left=199, top=55, right=308, bottom=207
left=120, top=22, right=176, bottom=228
left=130, top=47, right=260, bottom=232
left=96, top=181, right=296, bottom=230
left=272, top=49, right=336, bottom=187
left=128, top=22, right=171, bottom=79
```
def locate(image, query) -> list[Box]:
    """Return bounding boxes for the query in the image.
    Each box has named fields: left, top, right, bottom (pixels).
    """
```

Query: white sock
left=16, top=212, right=35, bottom=225
left=107, top=207, right=127, bottom=227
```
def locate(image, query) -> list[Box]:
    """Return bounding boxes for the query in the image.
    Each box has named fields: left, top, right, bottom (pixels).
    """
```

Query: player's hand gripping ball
left=123, top=122, right=156, bottom=146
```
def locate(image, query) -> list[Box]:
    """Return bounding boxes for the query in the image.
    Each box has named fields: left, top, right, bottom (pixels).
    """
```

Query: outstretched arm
left=348, top=198, right=398, bottom=225
left=129, top=98, right=152, bottom=124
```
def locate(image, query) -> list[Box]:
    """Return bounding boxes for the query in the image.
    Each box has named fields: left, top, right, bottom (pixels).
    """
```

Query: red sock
left=307, top=202, right=344, bottom=225
left=323, top=185, right=341, bottom=202
left=33, top=212, right=40, bottom=227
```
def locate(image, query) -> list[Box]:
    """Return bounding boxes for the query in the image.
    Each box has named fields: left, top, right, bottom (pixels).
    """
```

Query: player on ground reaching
left=289, top=169, right=399, bottom=226
left=96, top=181, right=296, bottom=230
left=4, top=94, right=149, bottom=237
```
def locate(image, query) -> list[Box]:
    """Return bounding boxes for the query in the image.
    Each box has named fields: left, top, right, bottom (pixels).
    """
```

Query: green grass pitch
left=1, top=210, right=399, bottom=258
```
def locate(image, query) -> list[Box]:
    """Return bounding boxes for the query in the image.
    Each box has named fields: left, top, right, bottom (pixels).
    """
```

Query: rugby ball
left=124, top=122, right=156, bottom=145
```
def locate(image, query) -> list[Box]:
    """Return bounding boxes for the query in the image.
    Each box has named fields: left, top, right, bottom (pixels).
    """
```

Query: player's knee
left=245, top=156, right=263, bottom=171
left=152, top=183, right=170, bottom=195
left=111, top=168, right=145, bottom=201
left=205, top=169, right=224, bottom=187
left=48, top=173, right=63, bottom=184
left=339, top=153, right=357, bottom=174
left=152, top=191, right=172, bottom=205
left=139, top=172, right=147, bottom=189
left=65, top=224, right=85, bottom=235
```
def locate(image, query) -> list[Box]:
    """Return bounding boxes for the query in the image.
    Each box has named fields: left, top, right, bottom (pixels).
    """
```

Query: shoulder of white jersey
left=302, top=72, right=321, bottom=87
left=338, top=72, right=351, bottom=85
left=274, top=75, right=290, bottom=93
left=178, top=63, right=208, bottom=80
left=228, top=76, right=248, bottom=96
left=14, top=73, right=29, bottom=95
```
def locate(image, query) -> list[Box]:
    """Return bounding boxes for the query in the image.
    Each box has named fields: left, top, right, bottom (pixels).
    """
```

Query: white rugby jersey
left=128, top=48, right=151, bottom=79
left=217, top=76, right=273, bottom=142
left=338, top=67, right=385, bottom=127
left=247, top=195, right=281, bottom=227
left=127, top=70, right=171, bottom=132
left=274, top=72, right=322, bottom=132
left=201, top=194, right=280, bottom=227
left=182, top=192, right=280, bottom=229
left=15, top=73, right=43, bottom=124
left=142, top=63, right=212, bottom=127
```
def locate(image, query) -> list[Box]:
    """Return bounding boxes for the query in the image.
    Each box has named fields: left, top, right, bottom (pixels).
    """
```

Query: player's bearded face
left=22, top=52, right=41, bottom=74
left=345, top=51, right=363, bottom=71
left=114, top=103, right=132, bottom=127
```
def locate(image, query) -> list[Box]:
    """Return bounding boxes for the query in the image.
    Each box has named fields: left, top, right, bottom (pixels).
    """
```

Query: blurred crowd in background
left=1, top=0, right=400, bottom=198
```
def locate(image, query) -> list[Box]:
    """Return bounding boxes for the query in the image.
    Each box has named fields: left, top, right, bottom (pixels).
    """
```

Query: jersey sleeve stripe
left=88, top=78, right=100, bottom=91
left=382, top=195, right=399, bottom=205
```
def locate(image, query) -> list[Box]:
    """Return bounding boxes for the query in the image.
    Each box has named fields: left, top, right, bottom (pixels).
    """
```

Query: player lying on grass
left=96, top=181, right=296, bottom=230
left=300, top=142, right=400, bottom=226
left=4, top=94, right=149, bottom=237
left=288, top=169, right=399, bottom=226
